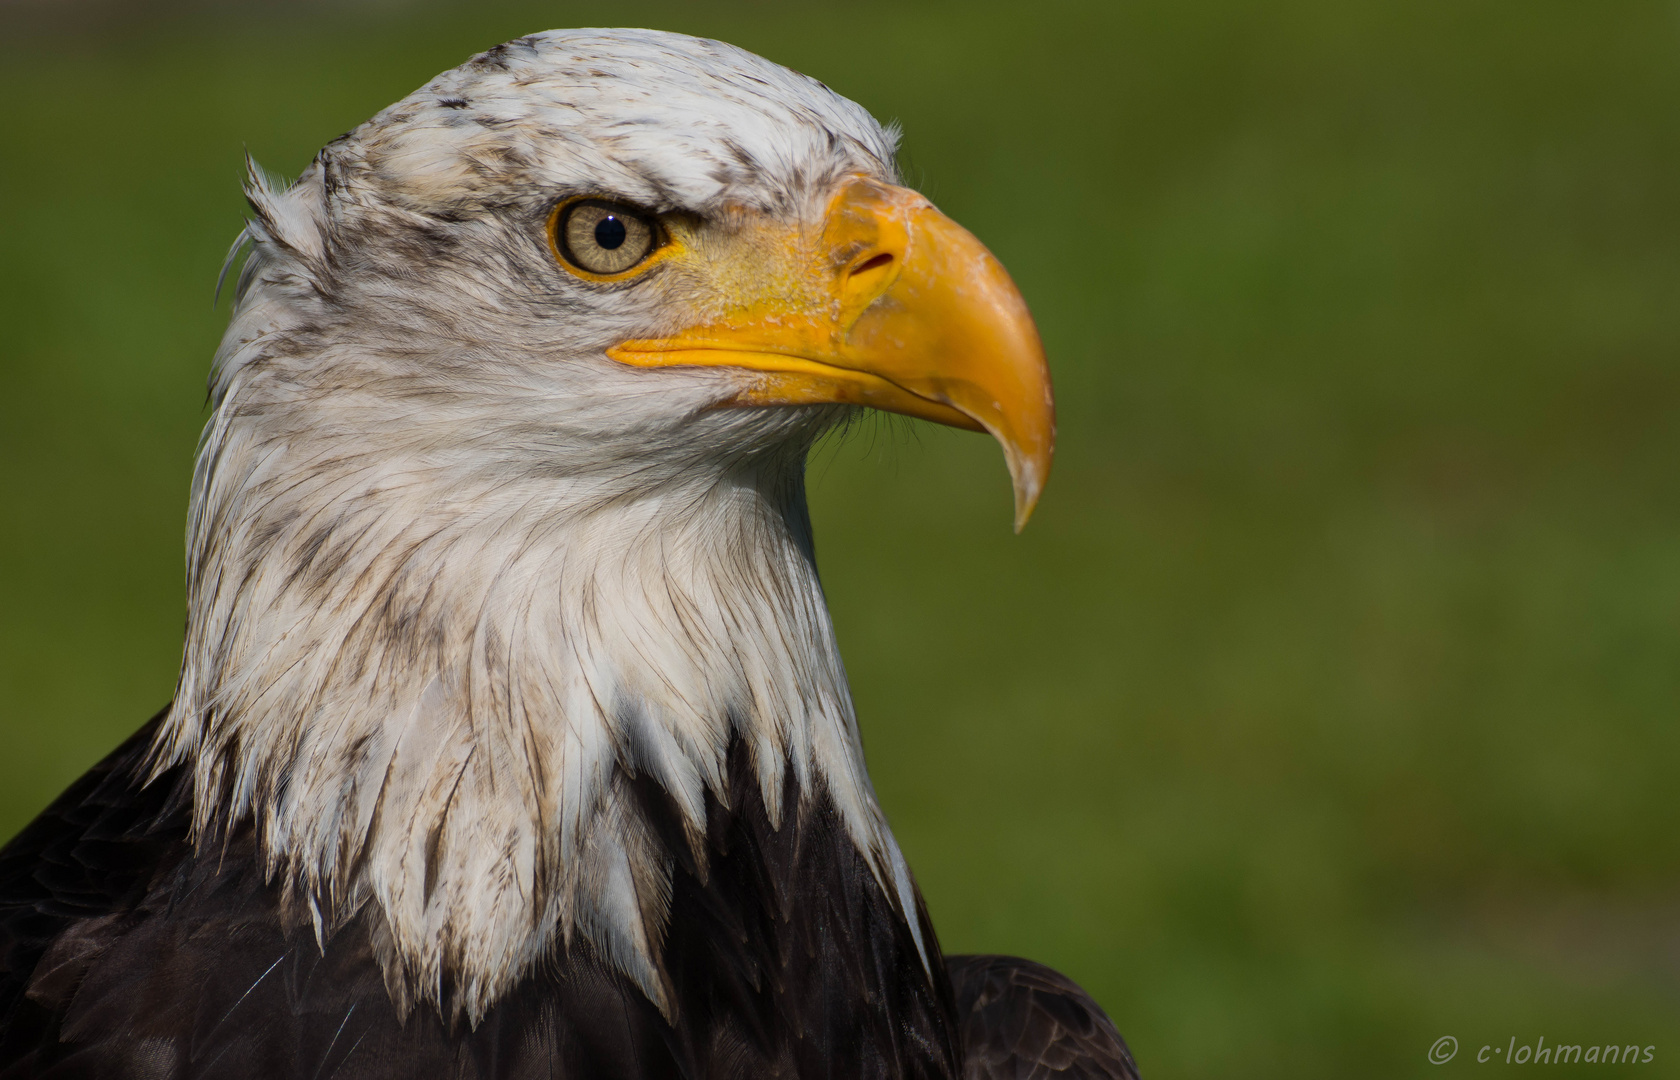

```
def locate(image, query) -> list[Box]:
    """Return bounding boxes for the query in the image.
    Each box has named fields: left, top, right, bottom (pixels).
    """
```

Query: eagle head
left=155, top=28, right=1052, bottom=1023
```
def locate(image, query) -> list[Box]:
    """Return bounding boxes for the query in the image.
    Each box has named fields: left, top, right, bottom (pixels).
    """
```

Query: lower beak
left=607, top=177, right=1055, bottom=530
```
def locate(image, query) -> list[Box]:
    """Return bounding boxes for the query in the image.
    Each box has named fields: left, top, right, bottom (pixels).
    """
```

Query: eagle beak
left=607, top=177, right=1055, bottom=530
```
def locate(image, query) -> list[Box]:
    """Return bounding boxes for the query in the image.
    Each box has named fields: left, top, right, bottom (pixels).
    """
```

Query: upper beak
left=608, top=177, right=1055, bottom=530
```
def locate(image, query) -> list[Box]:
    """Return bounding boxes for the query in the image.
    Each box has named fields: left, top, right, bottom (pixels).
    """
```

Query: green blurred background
left=3, top=0, right=1678, bottom=1075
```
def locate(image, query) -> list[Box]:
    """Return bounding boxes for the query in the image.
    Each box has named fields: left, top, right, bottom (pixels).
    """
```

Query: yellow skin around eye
left=545, top=197, right=678, bottom=282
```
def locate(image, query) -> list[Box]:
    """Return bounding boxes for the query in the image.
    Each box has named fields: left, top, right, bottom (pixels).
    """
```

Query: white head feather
left=152, top=29, right=923, bottom=1023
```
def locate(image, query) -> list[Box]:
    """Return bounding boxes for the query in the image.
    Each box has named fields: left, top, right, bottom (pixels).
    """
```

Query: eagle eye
left=552, top=199, right=660, bottom=277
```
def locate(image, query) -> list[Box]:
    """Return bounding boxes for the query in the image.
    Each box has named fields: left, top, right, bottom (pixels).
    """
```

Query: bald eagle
left=0, top=29, right=1139, bottom=1080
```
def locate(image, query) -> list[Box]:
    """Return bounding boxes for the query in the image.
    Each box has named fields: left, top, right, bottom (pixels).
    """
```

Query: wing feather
left=946, top=955, right=1141, bottom=1080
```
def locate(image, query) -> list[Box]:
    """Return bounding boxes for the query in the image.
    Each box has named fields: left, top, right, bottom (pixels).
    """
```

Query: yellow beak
left=607, top=177, right=1055, bottom=530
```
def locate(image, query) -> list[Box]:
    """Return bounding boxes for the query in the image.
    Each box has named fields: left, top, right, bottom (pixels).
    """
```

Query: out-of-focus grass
left=3, top=1, right=1678, bottom=1076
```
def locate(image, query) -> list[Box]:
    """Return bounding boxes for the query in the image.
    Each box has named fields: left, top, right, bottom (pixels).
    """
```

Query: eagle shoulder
left=947, top=955, right=1141, bottom=1080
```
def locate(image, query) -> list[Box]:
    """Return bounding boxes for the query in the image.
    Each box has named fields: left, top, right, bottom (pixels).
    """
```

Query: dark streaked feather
left=0, top=713, right=959, bottom=1079
left=947, top=955, right=1141, bottom=1080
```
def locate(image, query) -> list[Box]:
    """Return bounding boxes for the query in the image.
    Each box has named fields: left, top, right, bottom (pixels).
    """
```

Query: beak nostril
left=850, top=252, right=894, bottom=276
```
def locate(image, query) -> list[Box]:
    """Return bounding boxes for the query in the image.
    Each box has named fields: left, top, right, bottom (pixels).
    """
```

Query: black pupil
left=594, top=215, right=628, bottom=250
